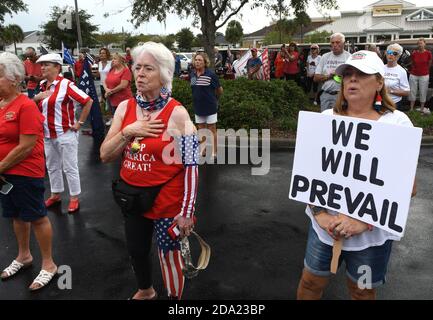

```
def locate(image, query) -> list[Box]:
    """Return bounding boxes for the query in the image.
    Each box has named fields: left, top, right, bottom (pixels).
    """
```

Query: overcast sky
left=3, top=0, right=433, bottom=35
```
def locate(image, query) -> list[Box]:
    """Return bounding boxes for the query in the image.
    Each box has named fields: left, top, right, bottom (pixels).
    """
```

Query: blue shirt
left=190, top=68, right=221, bottom=116
left=247, top=57, right=262, bottom=71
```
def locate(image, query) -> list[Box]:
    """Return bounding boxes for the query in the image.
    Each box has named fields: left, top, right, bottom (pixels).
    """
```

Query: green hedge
left=172, top=78, right=309, bottom=131
left=171, top=78, right=433, bottom=134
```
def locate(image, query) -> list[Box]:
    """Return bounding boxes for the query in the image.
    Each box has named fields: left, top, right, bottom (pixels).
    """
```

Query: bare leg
left=196, top=123, right=206, bottom=156
left=29, top=217, right=57, bottom=289
left=208, top=123, right=217, bottom=156
left=346, top=277, right=376, bottom=300
left=13, top=219, right=33, bottom=263
left=297, top=268, right=330, bottom=300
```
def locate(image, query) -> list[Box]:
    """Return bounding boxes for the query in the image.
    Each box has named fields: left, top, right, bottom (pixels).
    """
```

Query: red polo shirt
left=0, top=95, right=45, bottom=178
left=410, top=50, right=432, bottom=76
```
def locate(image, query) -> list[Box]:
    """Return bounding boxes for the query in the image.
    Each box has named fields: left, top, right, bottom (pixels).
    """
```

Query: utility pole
left=74, top=0, right=83, bottom=50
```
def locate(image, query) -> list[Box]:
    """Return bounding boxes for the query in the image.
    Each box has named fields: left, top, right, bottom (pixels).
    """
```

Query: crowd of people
left=0, top=32, right=430, bottom=300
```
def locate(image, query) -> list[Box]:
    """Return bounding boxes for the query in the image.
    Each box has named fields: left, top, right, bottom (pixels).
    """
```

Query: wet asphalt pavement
left=0, top=134, right=432, bottom=300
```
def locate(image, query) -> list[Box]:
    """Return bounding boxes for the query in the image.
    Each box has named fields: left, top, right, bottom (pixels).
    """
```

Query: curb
left=218, top=136, right=433, bottom=151
left=269, top=136, right=433, bottom=151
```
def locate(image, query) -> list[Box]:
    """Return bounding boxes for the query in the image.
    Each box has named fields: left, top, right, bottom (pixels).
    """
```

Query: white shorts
left=195, top=113, right=217, bottom=124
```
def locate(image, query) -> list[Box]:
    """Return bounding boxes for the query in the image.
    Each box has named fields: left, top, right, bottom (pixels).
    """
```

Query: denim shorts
left=1, top=174, right=47, bottom=222
left=304, top=224, right=393, bottom=288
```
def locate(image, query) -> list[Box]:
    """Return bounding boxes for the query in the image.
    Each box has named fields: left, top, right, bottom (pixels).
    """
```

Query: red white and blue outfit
left=120, top=95, right=198, bottom=299
left=38, top=76, right=90, bottom=197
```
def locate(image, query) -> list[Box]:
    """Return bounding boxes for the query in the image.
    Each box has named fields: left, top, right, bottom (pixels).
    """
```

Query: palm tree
left=1, top=24, right=24, bottom=55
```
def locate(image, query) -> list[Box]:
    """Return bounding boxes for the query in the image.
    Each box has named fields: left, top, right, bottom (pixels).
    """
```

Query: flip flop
left=1, top=260, right=33, bottom=280
left=29, top=268, right=58, bottom=291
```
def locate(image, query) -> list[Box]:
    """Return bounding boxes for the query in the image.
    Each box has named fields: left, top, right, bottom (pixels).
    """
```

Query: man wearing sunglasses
left=384, top=44, right=410, bottom=111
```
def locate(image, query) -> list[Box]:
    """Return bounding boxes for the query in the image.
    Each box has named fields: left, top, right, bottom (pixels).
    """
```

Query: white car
left=177, top=52, right=193, bottom=71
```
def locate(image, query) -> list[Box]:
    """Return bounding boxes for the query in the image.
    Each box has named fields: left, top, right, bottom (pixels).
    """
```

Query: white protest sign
left=289, top=111, right=422, bottom=237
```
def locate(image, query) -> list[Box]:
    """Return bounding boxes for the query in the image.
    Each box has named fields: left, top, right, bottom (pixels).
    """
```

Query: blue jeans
left=304, top=224, right=393, bottom=288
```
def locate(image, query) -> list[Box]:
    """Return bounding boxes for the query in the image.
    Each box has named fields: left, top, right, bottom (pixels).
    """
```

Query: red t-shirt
left=0, top=94, right=45, bottom=178
left=410, top=50, right=432, bottom=76
left=23, top=59, right=42, bottom=90
left=284, top=51, right=300, bottom=75
left=120, top=98, right=184, bottom=219
left=105, top=67, right=133, bottom=107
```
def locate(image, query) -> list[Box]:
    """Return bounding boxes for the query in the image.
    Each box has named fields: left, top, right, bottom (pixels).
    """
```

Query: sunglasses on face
left=386, top=50, right=399, bottom=56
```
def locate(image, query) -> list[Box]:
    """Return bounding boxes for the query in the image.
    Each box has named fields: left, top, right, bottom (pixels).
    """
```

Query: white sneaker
left=422, top=108, right=431, bottom=115
left=415, top=107, right=422, bottom=112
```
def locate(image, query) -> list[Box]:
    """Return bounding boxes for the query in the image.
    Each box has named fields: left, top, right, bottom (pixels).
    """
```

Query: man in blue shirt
left=246, top=48, right=262, bottom=80
left=190, top=52, right=223, bottom=160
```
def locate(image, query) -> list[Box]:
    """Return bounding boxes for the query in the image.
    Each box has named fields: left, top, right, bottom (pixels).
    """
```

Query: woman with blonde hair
left=190, top=51, right=223, bottom=160
left=103, top=52, right=133, bottom=126
left=297, top=50, right=416, bottom=300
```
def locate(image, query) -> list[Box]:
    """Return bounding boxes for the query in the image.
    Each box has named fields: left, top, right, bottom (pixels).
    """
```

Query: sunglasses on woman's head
left=386, top=50, right=399, bottom=56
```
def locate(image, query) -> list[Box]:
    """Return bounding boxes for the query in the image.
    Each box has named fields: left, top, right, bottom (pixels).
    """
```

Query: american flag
left=177, top=135, right=199, bottom=219
left=259, top=48, right=270, bottom=80
left=77, top=55, right=105, bottom=139
left=155, top=218, right=184, bottom=298
left=232, top=49, right=270, bottom=80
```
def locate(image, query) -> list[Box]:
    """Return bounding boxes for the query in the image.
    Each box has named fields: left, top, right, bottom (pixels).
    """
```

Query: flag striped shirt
left=39, top=76, right=90, bottom=139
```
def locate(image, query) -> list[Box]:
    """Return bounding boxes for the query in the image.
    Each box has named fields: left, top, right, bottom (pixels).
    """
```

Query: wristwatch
left=311, top=206, right=326, bottom=216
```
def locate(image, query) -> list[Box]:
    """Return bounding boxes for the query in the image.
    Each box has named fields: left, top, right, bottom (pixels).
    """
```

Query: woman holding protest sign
left=296, top=50, right=417, bottom=300
left=100, top=42, right=199, bottom=300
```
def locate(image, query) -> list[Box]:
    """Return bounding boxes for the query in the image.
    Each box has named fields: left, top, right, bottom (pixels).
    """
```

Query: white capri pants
left=45, top=130, right=81, bottom=196
left=409, top=75, right=430, bottom=103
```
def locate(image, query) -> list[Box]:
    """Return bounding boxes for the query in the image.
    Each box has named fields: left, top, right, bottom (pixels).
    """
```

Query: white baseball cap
left=335, top=50, right=385, bottom=77
left=36, top=53, right=63, bottom=65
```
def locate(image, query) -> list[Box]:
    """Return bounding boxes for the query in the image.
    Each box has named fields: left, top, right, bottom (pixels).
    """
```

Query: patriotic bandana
left=135, top=87, right=171, bottom=112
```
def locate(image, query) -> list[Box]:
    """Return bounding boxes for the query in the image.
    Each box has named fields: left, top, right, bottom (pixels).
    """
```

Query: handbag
left=112, top=179, right=162, bottom=216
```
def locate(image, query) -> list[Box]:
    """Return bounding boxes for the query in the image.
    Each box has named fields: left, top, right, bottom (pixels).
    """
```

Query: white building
left=5, top=30, right=51, bottom=55
left=309, top=0, right=433, bottom=45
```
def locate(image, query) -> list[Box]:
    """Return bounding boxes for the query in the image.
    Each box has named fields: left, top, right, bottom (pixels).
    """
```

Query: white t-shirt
left=315, top=51, right=351, bottom=92
left=307, top=55, right=321, bottom=77
left=305, top=108, right=414, bottom=251
left=99, top=60, right=112, bottom=84
left=383, top=64, right=410, bottom=103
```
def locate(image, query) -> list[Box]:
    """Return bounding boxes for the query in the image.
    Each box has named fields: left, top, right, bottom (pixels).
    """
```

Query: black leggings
left=124, top=214, right=154, bottom=289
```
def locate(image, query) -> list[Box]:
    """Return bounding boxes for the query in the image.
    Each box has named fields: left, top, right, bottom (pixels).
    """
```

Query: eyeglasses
left=386, top=50, right=399, bottom=56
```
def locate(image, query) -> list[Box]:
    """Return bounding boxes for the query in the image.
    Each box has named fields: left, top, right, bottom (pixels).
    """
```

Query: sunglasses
left=386, top=50, right=399, bottom=56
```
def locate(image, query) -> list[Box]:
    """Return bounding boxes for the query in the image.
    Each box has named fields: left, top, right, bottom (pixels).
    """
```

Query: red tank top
left=120, top=98, right=184, bottom=187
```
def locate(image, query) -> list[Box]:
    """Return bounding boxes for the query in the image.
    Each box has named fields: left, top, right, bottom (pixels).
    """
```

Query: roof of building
left=310, top=5, right=433, bottom=36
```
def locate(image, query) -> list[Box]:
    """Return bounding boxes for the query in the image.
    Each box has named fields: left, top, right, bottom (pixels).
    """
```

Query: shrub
left=172, top=78, right=309, bottom=131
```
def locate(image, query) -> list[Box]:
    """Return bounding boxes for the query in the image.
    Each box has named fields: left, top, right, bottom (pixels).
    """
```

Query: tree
left=192, top=34, right=204, bottom=48
left=124, top=34, right=154, bottom=49
left=305, top=31, right=331, bottom=44
left=225, top=20, right=243, bottom=46
left=176, top=28, right=194, bottom=51
left=130, top=1, right=338, bottom=68
left=263, top=31, right=292, bottom=45
left=0, top=0, right=27, bottom=27
left=1, top=24, right=24, bottom=54
left=41, top=6, right=98, bottom=49
left=95, top=31, right=124, bottom=47
left=294, top=11, right=311, bottom=42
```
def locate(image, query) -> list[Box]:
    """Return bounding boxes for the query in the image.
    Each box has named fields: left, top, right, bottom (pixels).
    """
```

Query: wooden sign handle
left=330, top=238, right=343, bottom=274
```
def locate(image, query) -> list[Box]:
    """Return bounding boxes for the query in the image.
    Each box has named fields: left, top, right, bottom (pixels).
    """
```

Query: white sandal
left=1, top=260, right=32, bottom=280
left=29, top=269, right=57, bottom=291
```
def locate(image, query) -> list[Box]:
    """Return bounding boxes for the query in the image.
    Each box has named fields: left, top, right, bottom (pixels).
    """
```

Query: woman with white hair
left=384, top=43, right=410, bottom=111
left=0, top=52, right=57, bottom=290
left=100, top=41, right=199, bottom=300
